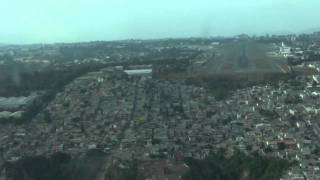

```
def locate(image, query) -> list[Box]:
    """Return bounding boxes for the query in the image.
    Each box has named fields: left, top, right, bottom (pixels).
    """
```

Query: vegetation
left=0, top=63, right=107, bottom=123
left=4, top=150, right=107, bottom=180
left=3, top=149, right=293, bottom=180
left=0, top=63, right=106, bottom=97
left=185, top=72, right=294, bottom=101
left=182, top=150, right=293, bottom=180
left=104, top=160, right=143, bottom=180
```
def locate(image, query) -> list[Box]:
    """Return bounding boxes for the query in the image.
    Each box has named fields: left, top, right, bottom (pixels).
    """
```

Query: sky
left=0, top=0, right=320, bottom=44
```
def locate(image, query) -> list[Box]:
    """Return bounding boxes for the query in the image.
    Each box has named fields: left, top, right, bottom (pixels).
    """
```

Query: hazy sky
left=1, top=0, right=319, bottom=44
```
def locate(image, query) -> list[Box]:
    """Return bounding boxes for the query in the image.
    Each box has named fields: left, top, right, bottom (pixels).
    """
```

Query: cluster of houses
left=1, top=34, right=320, bottom=179
left=0, top=64, right=319, bottom=179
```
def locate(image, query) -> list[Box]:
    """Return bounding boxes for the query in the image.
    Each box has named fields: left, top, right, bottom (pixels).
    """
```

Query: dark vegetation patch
left=0, top=63, right=107, bottom=122
left=182, top=150, right=294, bottom=180
left=4, top=150, right=107, bottom=180
left=3, top=149, right=293, bottom=180
left=104, top=160, right=142, bottom=180
left=186, top=73, right=296, bottom=101
left=0, top=63, right=106, bottom=97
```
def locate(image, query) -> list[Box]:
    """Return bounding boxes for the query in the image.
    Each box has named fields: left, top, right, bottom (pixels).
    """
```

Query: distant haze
left=1, top=0, right=320, bottom=44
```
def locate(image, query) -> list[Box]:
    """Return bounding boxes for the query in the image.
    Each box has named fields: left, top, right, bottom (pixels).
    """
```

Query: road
left=94, top=80, right=139, bottom=180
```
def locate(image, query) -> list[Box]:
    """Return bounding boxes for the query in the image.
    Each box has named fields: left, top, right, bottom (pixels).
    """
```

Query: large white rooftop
left=124, top=69, right=152, bottom=76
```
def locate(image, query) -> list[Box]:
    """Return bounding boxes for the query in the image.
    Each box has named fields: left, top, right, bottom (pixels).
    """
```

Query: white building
left=280, top=42, right=292, bottom=57
left=124, top=69, right=152, bottom=77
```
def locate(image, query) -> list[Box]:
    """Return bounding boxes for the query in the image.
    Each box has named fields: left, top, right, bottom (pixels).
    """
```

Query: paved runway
left=193, top=41, right=290, bottom=75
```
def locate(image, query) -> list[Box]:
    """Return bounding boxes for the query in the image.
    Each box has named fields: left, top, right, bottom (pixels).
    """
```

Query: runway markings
left=277, top=64, right=287, bottom=73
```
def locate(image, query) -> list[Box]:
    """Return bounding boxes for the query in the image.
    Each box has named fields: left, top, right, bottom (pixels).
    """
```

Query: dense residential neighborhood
left=0, top=33, right=320, bottom=180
